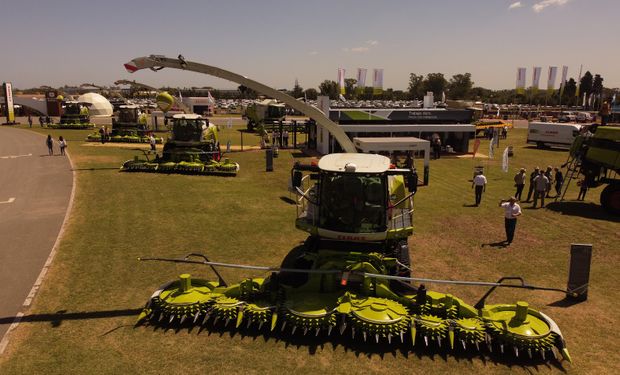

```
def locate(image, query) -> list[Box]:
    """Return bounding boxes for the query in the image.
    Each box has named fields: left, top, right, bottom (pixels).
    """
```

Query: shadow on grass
left=462, top=203, right=478, bottom=208
left=279, top=196, right=296, bottom=205
left=547, top=297, right=586, bottom=308
left=72, top=166, right=121, bottom=171
left=139, top=320, right=568, bottom=371
left=0, top=308, right=142, bottom=328
left=481, top=241, right=509, bottom=248
left=523, top=146, right=568, bottom=153
left=545, top=201, right=620, bottom=222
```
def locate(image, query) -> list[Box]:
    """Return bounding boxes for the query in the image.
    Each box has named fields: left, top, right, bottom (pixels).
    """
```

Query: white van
left=527, top=122, right=584, bottom=149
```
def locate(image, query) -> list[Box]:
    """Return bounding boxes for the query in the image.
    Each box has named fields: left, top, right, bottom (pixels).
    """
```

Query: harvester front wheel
left=600, top=183, right=620, bottom=215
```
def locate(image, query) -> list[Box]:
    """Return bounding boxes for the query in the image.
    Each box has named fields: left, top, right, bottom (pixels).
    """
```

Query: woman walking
left=46, top=135, right=54, bottom=156
left=58, top=136, right=67, bottom=156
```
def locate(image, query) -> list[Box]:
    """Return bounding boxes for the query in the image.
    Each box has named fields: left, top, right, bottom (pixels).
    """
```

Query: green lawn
left=0, top=125, right=618, bottom=375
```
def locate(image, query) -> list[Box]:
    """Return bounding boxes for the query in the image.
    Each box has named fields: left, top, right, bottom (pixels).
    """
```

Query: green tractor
left=136, top=153, right=571, bottom=363
left=49, top=101, right=95, bottom=129
left=564, top=126, right=620, bottom=215
left=121, top=114, right=239, bottom=175
left=86, top=105, right=162, bottom=143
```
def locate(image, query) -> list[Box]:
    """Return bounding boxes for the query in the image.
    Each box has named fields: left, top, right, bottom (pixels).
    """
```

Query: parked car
left=558, top=112, right=577, bottom=123
left=576, top=112, right=593, bottom=122
left=527, top=122, right=584, bottom=149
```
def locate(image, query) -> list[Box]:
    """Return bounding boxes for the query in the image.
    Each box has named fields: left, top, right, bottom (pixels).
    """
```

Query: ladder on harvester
left=558, top=153, right=582, bottom=201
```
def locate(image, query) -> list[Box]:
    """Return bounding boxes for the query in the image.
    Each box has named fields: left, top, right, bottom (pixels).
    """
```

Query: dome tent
left=76, top=92, right=113, bottom=117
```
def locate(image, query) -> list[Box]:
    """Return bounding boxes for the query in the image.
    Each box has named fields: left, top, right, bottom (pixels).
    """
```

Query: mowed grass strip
left=0, top=125, right=618, bottom=375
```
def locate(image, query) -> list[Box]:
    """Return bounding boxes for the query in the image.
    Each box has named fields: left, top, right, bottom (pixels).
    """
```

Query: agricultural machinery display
left=563, top=126, right=620, bottom=215
left=137, top=153, right=571, bottom=363
left=48, top=101, right=95, bottom=129
left=121, top=113, right=238, bottom=175
left=86, top=105, right=162, bottom=143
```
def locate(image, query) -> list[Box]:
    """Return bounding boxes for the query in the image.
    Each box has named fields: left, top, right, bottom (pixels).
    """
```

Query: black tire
left=536, top=142, right=545, bottom=149
left=389, top=240, right=415, bottom=293
left=600, top=183, right=620, bottom=216
left=279, top=240, right=315, bottom=287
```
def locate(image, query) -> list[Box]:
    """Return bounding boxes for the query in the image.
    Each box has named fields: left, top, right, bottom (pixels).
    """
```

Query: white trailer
left=527, top=122, right=585, bottom=149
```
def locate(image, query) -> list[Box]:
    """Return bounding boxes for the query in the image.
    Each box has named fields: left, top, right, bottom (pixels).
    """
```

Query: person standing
left=544, top=166, right=553, bottom=198
left=553, top=167, right=564, bottom=197
left=514, top=168, right=526, bottom=201
left=99, top=126, right=106, bottom=144
left=149, top=133, right=157, bottom=151
left=577, top=179, right=588, bottom=201
left=532, top=170, right=549, bottom=208
left=433, top=137, right=442, bottom=159
left=600, top=101, right=610, bottom=126
left=38, top=115, right=44, bottom=127
left=28, top=115, right=33, bottom=128
left=499, top=197, right=522, bottom=244
left=46, top=135, right=54, bottom=156
left=283, top=130, right=289, bottom=148
left=472, top=170, right=487, bottom=206
left=58, top=136, right=67, bottom=156
left=525, top=167, right=540, bottom=202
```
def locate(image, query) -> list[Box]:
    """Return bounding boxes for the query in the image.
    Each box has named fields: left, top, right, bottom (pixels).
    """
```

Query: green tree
left=561, top=78, right=577, bottom=105
left=579, top=71, right=593, bottom=98
left=422, top=73, right=448, bottom=99
left=408, top=73, right=424, bottom=99
left=318, top=80, right=339, bottom=100
left=303, top=88, right=318, bottom=100
left=291, top=79, right=304, bottom=99
left=592, top=74, right=604, bottom=95
left=447, top=73, right=474, bottom=99
left=344, top=78, right=357, bottom=99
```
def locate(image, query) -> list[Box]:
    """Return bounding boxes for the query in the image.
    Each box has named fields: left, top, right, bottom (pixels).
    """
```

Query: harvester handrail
left=137, top=255, right=570, bottom=295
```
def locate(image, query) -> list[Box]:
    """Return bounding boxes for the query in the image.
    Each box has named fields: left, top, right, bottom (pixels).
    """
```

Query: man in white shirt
left=472, top=171, right=487, bottom=206
left=499, top=197, right=522, bottom=244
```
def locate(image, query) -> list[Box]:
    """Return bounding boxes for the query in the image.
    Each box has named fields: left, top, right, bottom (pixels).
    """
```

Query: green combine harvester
left=563, top=126, right=620, bottom=215
left=86, top=105, right=162, bottom=143
left=137, top=153, right=571, bottom=363
left=48, top=101, right=95, bottom=129
left=121, top=114, right=239, bottom=175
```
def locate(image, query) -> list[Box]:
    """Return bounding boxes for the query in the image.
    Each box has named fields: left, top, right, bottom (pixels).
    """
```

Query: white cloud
left=343, top=40, right=378, bottom=53
left=509, top=1, right=523, bottom=10
left=532, top=0, right=569, bottom=13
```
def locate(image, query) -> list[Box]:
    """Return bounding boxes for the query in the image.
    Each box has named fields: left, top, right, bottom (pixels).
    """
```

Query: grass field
left=0, top=123, right=618, bottom=375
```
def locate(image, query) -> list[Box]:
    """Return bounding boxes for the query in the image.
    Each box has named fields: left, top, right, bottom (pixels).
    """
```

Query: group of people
left=271, top=130, right=290, bottom=148
left=45, top=135, right=67, bottom=156
left=519, top=166, right=564, bottom=208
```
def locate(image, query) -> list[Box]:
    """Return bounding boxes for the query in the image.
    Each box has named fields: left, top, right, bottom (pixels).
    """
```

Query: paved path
left=0, top=127, right=73, bottom=345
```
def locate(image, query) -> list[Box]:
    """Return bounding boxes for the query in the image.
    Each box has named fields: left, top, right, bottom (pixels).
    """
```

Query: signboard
left=372, top=69, right=383, bottom=95
left=3, top=82, right=15, bottom=123
left=516, top=67, right=526, bottom=95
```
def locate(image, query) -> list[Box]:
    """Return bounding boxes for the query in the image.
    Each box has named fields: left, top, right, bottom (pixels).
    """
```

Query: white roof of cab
left=172, top=113, right=203, bottom=120
left=319, top=153, right=391, bottom=173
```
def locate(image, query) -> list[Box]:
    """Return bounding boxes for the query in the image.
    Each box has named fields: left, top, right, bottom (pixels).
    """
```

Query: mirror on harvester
left=292, top=170, right=303, bottom=188
left=407, top=172, right=418, bottom=192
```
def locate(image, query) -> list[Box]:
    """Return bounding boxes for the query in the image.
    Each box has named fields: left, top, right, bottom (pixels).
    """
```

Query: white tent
left=77, top=92, right=113, bottom=117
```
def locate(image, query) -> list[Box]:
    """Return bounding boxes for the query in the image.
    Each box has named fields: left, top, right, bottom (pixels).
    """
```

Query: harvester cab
left=292, top=153, right=418, bottom=243
left=53, top=101, right=94, bottom=129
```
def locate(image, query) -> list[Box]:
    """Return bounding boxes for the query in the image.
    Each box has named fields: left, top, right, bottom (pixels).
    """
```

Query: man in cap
left=499, top=197, right=522, bottom=244
left=514, top=168, right=526, bottom=201
left=525, top=167, right=540, bottom=202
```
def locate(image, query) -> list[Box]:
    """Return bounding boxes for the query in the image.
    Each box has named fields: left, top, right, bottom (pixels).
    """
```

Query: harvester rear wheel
left=600, top=183, right=620, bottom=215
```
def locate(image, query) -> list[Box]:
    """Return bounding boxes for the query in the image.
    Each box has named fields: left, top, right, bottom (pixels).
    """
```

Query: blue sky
left=1, top=0, right=617, bottom=91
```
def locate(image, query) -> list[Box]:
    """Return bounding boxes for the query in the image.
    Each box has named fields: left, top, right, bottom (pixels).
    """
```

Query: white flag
left=516, top=67, right=526, bottom=94
left=441, top=91, right=446, bottom=103
left=373, top=68, right=384, bottom=95
left=356, top=68, right=367, bottom=89
left=502, top=147, right=509, bottom=173
left=532, top=67, right=542, bottom=92
left=489, top=139, right=494, bottom=159
left=337, top=68, right=345, bottom=95
left=547, top=66, right=558, bottom=91
left=207, top=91, right=215, bottom=106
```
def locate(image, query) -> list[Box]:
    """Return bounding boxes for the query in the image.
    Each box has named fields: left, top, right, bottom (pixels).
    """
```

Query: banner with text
left=337, top=68, right=346, bottom=95
left=356, top=68, right=367, bottom=89
left=532, top=67, right=542, bottom=93
left=559, top=65, right=569, bottom=96
left=516, top=67, right=526, bottom=95
left=547, top=66, right=558, bottom=93
left=3, top=82, right=15, bottom=123
left=373, top=68, right=383, bottom=95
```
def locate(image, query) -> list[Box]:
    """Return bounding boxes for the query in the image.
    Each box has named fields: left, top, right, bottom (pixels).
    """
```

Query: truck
left=527, top=122, right=585, bottom=149
left=565, top=126, right=620, bottom=215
